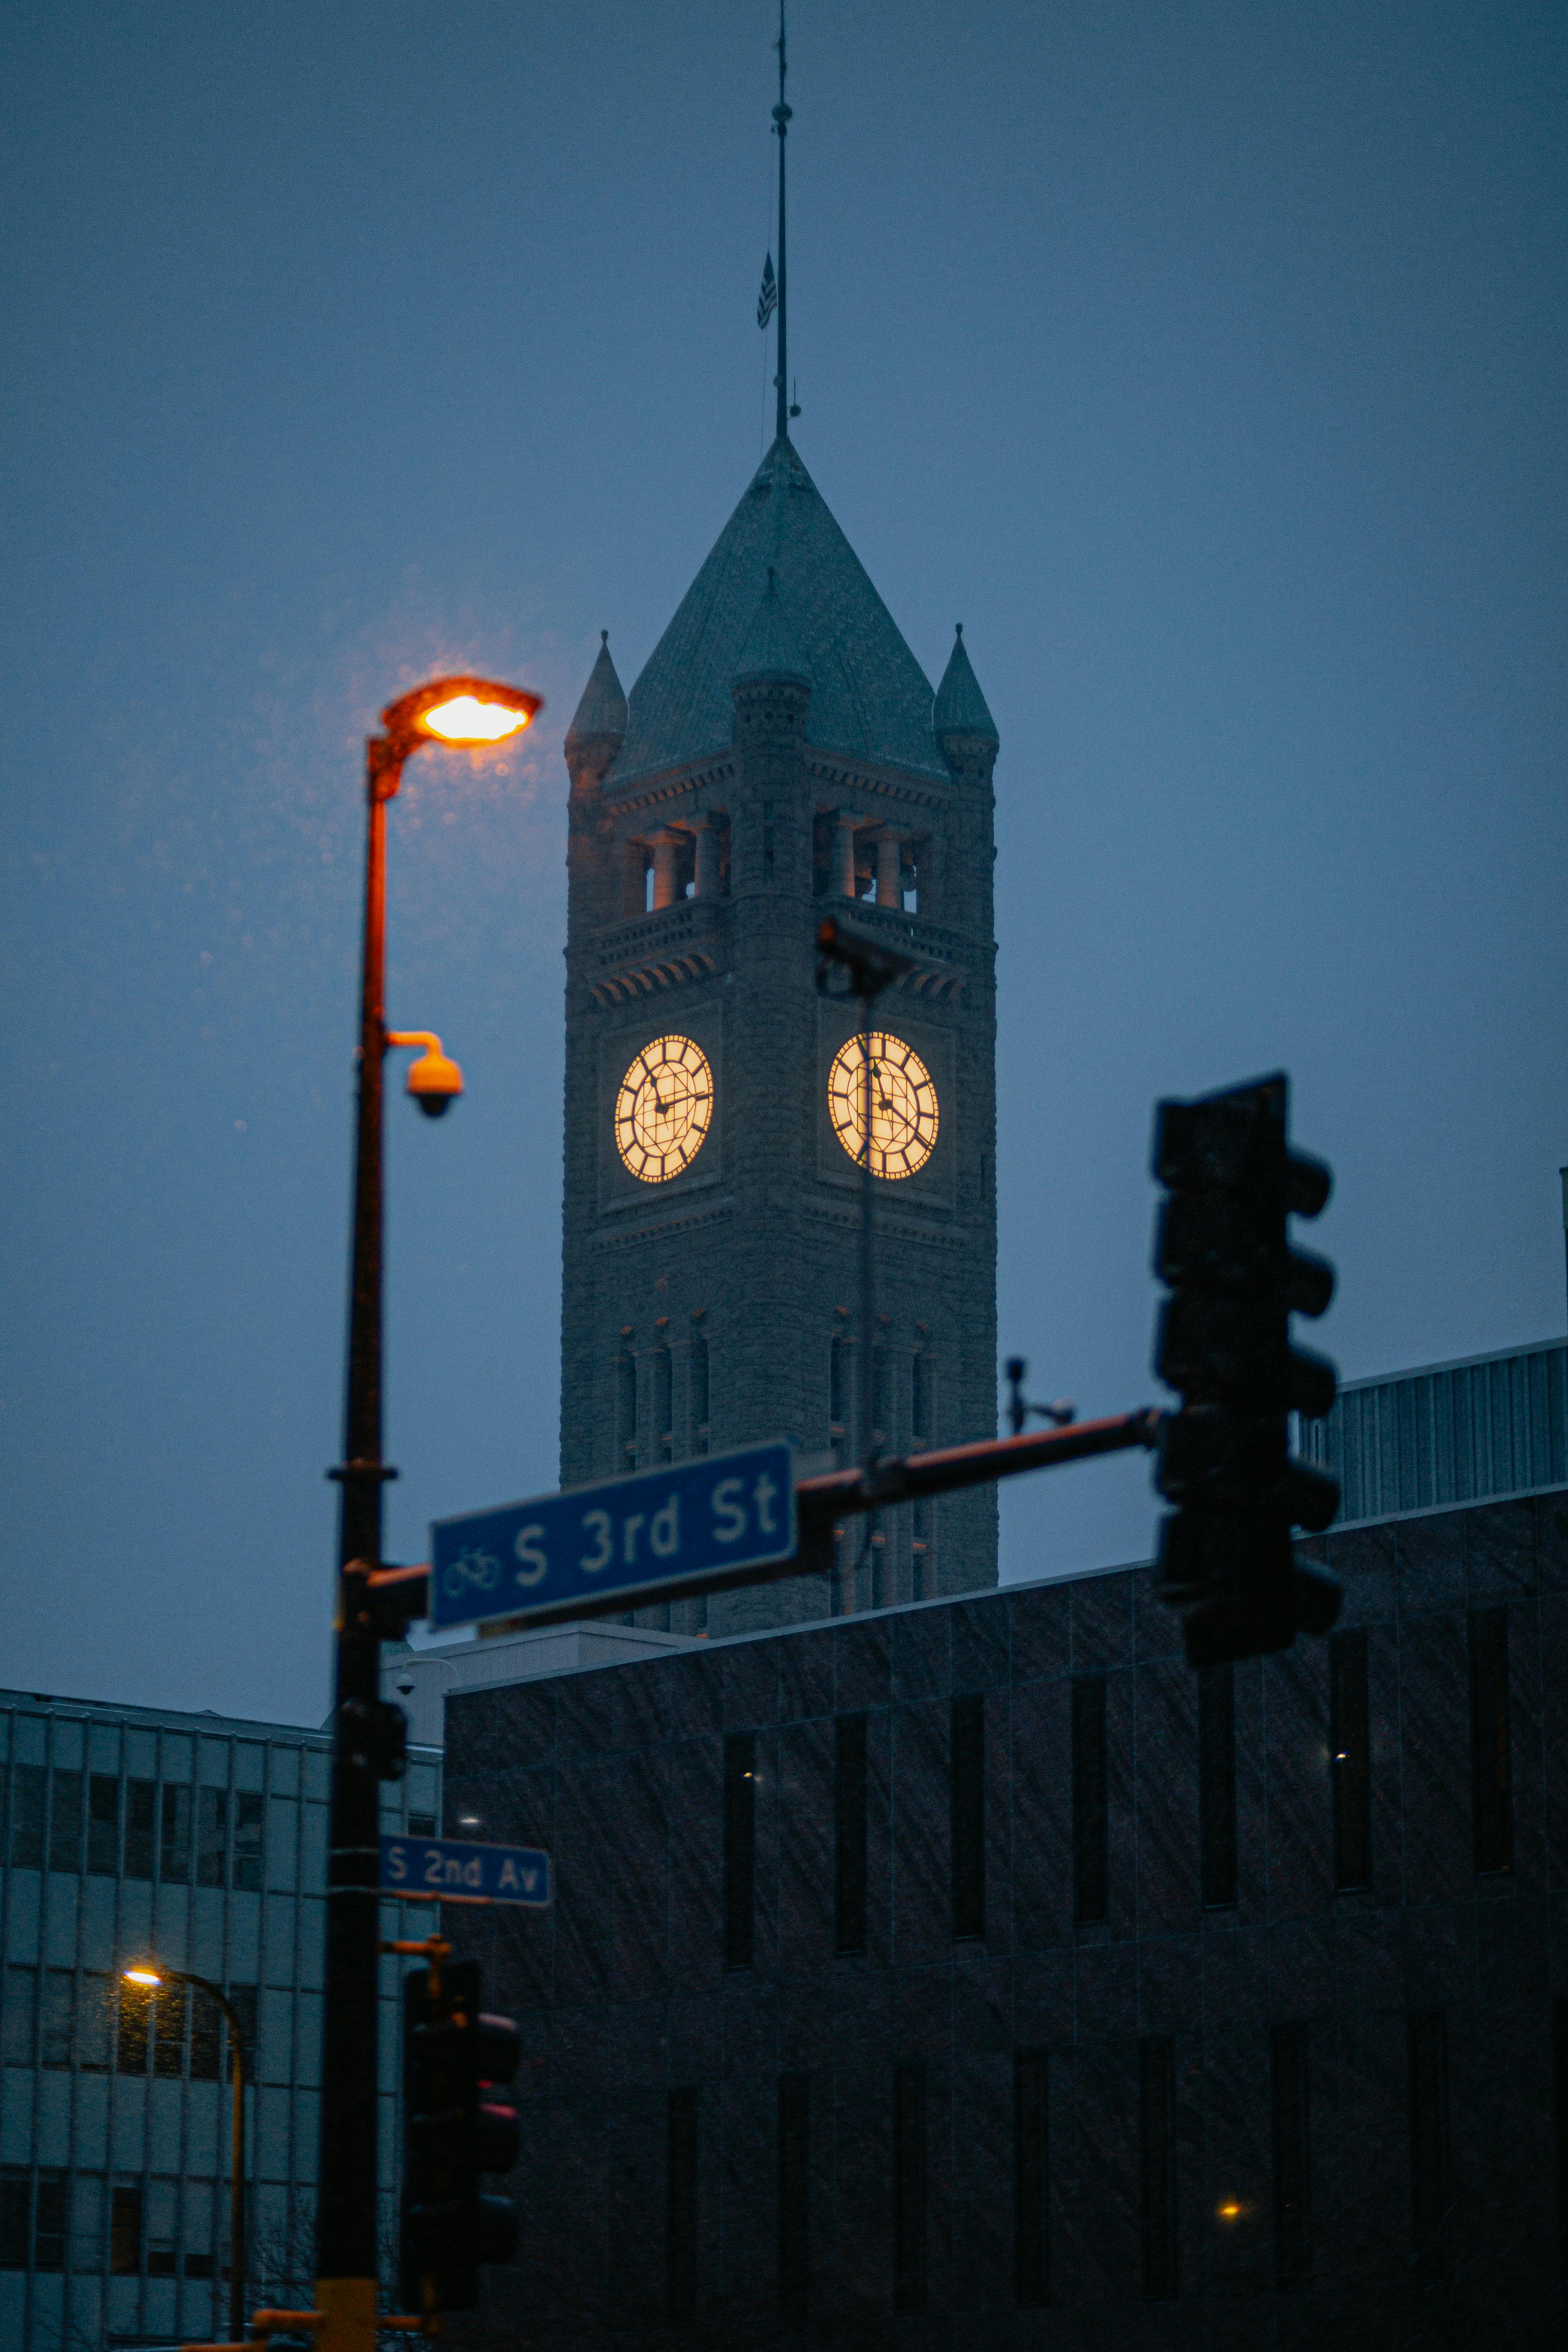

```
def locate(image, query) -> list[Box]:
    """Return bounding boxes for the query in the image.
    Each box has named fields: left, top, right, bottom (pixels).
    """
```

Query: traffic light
left=400, top=1956, right=521, bottom=2312
left=1150, top=1071, right=1343, bottom=1667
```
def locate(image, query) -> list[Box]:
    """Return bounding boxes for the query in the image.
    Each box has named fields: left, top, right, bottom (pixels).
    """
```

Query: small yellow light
left=123, top=1968, right=161, bottom=1988
left=1217, top=2201, right=1243, bottom=2222
left=420, top=694, right=533, bottom=744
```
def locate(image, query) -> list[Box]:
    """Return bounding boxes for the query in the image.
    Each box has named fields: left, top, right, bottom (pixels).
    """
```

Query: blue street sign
left=429, top=1439, right=796, bottom=1631
left=378, top=1834, right=552, bottom=1908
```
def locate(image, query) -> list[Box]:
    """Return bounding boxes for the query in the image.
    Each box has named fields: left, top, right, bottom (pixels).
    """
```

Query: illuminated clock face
left=827, top=1032, right=939, bottom=1180
left=615, top=1034, right=714, bottom=1183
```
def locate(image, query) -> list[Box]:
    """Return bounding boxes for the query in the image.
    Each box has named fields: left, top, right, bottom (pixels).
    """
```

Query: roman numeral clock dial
left=614, top=1034, right=714, bottom=1183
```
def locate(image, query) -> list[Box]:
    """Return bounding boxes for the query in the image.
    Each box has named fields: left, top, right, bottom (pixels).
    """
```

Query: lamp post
left=122, top=1966, right=249, bottom=2344
left=318, top=673, right=541, bottom=2352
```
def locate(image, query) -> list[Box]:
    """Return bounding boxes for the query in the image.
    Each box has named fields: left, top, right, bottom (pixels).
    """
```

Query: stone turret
left=565, top=630, right=628, bottom=777
left=564, top=632, right=627, bottom=933
left=933, top=622, right=999, bottom=765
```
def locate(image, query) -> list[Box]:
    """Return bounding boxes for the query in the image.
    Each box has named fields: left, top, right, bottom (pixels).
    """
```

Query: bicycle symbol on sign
left=442, top=1546, right=501, bottom=1601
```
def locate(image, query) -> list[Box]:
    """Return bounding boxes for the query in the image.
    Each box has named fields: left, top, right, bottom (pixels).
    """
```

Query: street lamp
left=121, top=1966, right=249, bottom=2344
left=318, top=672, right=541, bottom=2352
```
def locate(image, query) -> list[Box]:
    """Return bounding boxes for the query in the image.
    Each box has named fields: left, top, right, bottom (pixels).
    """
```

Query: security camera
left=389, top=1032, right=464, bottom=1117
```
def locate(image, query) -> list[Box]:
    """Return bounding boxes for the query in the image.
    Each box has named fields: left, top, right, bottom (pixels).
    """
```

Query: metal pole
left=229, top=2014, right=246, bottom=2346
left=773, top=0, right=790, bottom=442
left=315, top=738, right=400, bottom=2352
left=859, top=991, right=877, bottom=1492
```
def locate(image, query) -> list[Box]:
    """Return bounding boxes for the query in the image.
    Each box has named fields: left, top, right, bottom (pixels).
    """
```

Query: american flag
left=757, top=253, right=777, bottom=329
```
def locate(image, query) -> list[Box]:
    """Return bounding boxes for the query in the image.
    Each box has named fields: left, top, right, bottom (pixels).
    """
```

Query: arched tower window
left=690, top=1333, right=710, bottom=1455
left=830, top=1332, right=849, bottom=1458
left=913, top=1353, right=934, bottom=1446
left=616, top=1350, right=638, bottom=1469
left=872, top=1344, right=893, bottom=1447
left=652, top=1344, right=673, bottom=1463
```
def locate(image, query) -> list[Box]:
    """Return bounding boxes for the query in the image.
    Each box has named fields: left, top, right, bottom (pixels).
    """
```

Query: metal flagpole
left=773, top=0, right=790, bottom=442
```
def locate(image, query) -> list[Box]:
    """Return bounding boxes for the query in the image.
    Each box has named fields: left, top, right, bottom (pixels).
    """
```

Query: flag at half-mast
left=757, top=253, right=778, bottom=329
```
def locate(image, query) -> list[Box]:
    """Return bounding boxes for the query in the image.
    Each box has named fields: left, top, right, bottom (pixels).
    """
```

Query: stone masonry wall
left=440, top=1486, right=1568, bottom=2350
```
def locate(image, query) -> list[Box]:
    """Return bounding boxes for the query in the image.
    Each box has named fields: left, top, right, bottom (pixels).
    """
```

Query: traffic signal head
left=1149, top=1072, right=1343, bottom=1666
left=401, top=1958, right=521, bottom=2312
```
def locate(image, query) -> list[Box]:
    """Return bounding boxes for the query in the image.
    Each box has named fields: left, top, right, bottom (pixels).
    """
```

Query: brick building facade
left=441, top=1483, right=1568, bottom=2350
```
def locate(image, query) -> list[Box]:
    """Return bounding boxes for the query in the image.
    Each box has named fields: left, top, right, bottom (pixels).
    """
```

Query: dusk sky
left=3, top=0, right=1563, bottom=1726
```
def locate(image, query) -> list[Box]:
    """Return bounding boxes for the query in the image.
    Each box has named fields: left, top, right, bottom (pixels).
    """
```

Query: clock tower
left=557, top=433, right=1001, bottom=1636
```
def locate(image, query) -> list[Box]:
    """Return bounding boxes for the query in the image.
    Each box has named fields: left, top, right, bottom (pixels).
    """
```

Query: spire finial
left=600, top=629, right=609, bottom=646
left=771, top=0, right=792, bottom=445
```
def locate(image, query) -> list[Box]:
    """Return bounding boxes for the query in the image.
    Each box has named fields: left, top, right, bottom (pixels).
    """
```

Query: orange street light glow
left=419, top=694, right=533, bottom=744
left=123, top=1968, right=161, bottom=1987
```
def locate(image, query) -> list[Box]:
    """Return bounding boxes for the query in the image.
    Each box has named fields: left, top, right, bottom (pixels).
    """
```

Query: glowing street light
left=316, top=669, right=541, bottom=2352
left=121, top=1964, right=250, bottom=2343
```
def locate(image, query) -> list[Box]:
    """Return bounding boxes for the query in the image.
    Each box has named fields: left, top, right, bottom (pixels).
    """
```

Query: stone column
left=651, top=831, right=682, bottom=911
left=622, top=840, right=646, bottom=919
left=694, top=819, right=719, bottom=899
left=876, top=831, right=903, bottom=908
left=835, top=814, right=858, bottom=899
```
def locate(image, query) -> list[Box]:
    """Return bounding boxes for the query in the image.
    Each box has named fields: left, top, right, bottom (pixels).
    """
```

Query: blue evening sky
left=2, top=1, right=1563, bottom=1721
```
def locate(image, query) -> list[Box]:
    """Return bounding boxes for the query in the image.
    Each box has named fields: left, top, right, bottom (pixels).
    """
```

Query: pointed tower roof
left=613, top=438, right=946, bottom=782
left=933, top=624, right=999, bottom=747
left=734, top=565, right=811, bottom=688
left=565, top=631, right=628, bottom=749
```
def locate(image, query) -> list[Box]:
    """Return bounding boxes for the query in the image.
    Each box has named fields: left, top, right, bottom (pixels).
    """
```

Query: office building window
left=70, top=2175, right=104, bottom=2276
left=723, top=1735, right=756, bottom=1971
left=228, top=1984, right=258, bottom=2083
left=835, top=1714, right=868, bottom=1956
left=1014, top=2049, right=1049, bottom=2308
left=189, top=1984, right=222, bottom=2083
left=9, top=1764, right=45, bottom=1870
left=40, top=1971, right=73, bottom=2069
left=2, top=1967, right=36, bottom=2066
left=777, top=2074, right=809, bottom=2321
left=1469, top=1607, right=1512, bottom=1875
left=233, top=1791, right=263, bottom=1892
left=0, top=2171, right=28, bottom=2269
left=110, top=2181, right=143, bottom=2275
left=1272, top=2023, right=1310, bottom=2289
left=1329, top=1628, right=1371, bottom=1891
left=117, top=1978, right=151, bottom=2075
left=153, top=1978, right=187, bottom=2079
left=1072, top=1677, right=1108, bottom=1926
left=667, top=2086, right=698, bottom=2324
left=197, top=1786, right=229, bottom=1887
left=1139, top=2037, right=1178, bottom=2300
left=160, top=1783, right=191, bottom=1883
left=48, top=1770, right=82, bottom=1874
left=88, top=1773, right=120, bottom=1874
left=950, top=1693, right=985, bottom=1941
left=893, top=2064, right=927, bottom=2312
left=1198, top=1665, right=1236, bottom=1910
left=34, top=2174, right=67, bottom=2272
left=78, top=1975, right=112, bottom=2072
left=124, top=1778, right=155, bottom=1879
left=1408, top=2011, right=1449, bottom=2283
